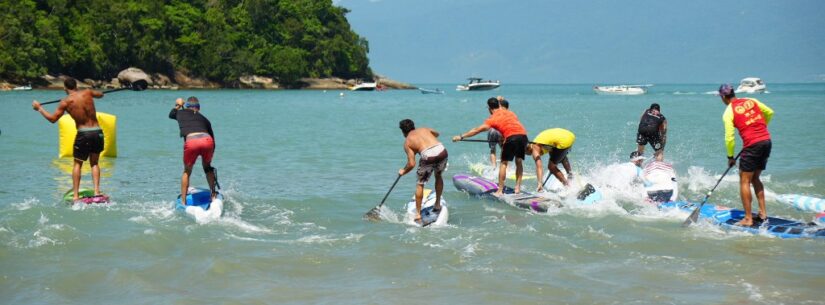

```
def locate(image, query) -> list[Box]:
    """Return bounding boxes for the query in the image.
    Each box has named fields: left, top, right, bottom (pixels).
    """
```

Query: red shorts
left=183, top=136, right=214, bottom=166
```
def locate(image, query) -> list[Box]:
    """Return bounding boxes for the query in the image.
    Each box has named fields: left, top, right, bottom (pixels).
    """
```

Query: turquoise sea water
left=1, top=84, right=823, bottom=304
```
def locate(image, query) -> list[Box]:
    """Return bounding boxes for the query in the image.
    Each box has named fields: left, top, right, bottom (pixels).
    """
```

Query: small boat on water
left=593, top=84, right=651, bottom=95
left=456, top=78, right=500, bottom=91
left=12, top=84, right=32, bottom=91
left=419, top=87, right=444, bottom=94
left=349, top=80, right=377, bottom=91
left=735, top=77, right=766, bottom=94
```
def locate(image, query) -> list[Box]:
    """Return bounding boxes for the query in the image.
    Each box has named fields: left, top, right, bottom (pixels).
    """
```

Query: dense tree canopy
left=0, top=0, right=372, bottom=86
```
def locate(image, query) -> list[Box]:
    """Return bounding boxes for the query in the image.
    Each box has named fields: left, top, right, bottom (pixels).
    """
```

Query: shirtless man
left=32, top=78, right=106, bottom=201
left=398, top=119, right=448, bottom=224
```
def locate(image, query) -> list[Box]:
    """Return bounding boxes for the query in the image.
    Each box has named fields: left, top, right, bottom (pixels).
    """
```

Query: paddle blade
left=364, top=206, right=383, bottom=221
left=682, top=206, right=701, bottom=227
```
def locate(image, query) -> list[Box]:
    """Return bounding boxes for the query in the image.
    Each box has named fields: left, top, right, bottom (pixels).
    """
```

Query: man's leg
left=72, top=159, right=83, bottom=201
left=181, top=165, right=193, bottom=205
left=415, top=183, right=424, bottom=222
left=434, top=172, right=443, bottom=211
left=514, top=158, right=523, bottom=193
left=752, top=169, right=767, bottom=219
left=89, top=153, right=101, bottom=195
left=548, top=162, right=567, bottom=186
left=489, top=152, right=497, bottom=168
left=495, top=160, right=509, bottom=196
left=204, top=160, right=217, bottom=199
left=736, top=171, right=755, bottom=226
left=561, top=157, right=572, bottom=183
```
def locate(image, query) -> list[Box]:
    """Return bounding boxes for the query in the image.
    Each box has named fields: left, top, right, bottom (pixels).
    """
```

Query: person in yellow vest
left=32, top=78, right=106, bottom=201
left=719, top=84, right=774, bottom=226
left=526, top=128, right=575, bottom=192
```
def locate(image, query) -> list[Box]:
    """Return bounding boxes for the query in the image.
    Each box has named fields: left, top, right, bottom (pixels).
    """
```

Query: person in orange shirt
left=453, top=97, right=528, bottom=196
left=719, top=84, right=774, bottom=227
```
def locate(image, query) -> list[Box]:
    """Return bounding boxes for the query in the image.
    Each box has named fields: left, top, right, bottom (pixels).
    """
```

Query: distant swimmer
left=32, top=78, right=106, bottom=201
left=526, top=128, right=575, bottom=192
left=170, top=97, right=217, bottom=205
left=636, top=103, right=668, bottom=161
left=719, top=84, right=774, bottom=227
left=398, top=119, right=447, bottom=224
left=453, top=97, right=528, bottom=195
left=486, top=97, right=509, bottom=168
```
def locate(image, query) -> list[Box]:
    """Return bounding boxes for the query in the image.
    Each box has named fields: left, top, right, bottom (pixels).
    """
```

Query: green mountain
left=0, top=0, right=372, bottom=87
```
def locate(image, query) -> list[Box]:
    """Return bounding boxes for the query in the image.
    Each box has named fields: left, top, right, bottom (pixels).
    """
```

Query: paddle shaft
left=40, top=87, right=132, bottom=106
left=683, top=151, right=742, bottom=226
left=377, top=174, right=402, bottom=208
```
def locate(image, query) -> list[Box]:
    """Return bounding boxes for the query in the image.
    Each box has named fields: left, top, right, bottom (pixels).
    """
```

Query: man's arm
left=398, top=143, right=416, bottom=176
left=532, top=146, right=545, bottom=191
left=723, top=106, right=736, bottom=157
left=756, top=100, right=774, bottom=125
left=33, top=100, right=67, bottom=123
left=660, top=119, right=668, bottom=146
left=169, top=98, right=183, bottom=119
left=91, top=90, right=104, bottom=98
left=452, top=124, right=490, bottom=142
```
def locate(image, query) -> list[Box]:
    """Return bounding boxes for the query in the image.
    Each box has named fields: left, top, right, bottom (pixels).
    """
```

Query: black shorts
left=74, top=129, right=104, bottom=161
left=636, top=131, right=663, bottom=151
left=548, top=147, right=570, bottom=164
left=739, top=140, right=771, bottom=172
left=501, top=135, right=528, bottom=162
left=487, top=129, right=502, bottom=153
left=647, top=190, right=673, bottom=203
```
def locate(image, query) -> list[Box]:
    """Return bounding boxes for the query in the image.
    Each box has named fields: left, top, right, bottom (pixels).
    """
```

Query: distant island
left=0, top=0, right=412, bottom=90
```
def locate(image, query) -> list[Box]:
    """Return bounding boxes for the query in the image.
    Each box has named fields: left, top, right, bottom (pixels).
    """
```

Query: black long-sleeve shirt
left=169, top=108, right=214, bottom=139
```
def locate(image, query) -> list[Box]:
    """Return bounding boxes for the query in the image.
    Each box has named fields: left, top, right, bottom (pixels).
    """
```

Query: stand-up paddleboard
left=405, top=188, right=448, bottom=227
left=452, top=173, right=602, bottom=213
left=62, top=189, right=109, bottom=204
left=660, top=201, right=825, bottom=239
left=470, top=162, right=536, bottom=181
left=176, top=187, right=223, bottom=222
left=776, top=194, right=825, bottom=213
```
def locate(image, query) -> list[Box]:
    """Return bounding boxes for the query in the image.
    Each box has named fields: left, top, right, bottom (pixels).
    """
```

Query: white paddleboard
left=405, top=188, right=449, bottom=227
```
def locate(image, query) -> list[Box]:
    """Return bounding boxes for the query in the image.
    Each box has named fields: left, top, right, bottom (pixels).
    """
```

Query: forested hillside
left=0, top=0, right=372, bottom=86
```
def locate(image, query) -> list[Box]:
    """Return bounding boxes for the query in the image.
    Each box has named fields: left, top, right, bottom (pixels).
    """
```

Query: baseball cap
left=629, top=151, right=646, bottom=162
left=649, top=103, right=660, bottom=111
left=185, top=96, right=200, bottom=108
left=718, top=84, right=734, bottom=97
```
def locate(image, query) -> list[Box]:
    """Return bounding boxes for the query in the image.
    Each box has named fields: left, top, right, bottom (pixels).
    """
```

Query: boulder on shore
left=239, top=75, right=279, bottom=89
left=117, top=67, right=152, bottom=85
left=174, top=71, right=220, bottom=89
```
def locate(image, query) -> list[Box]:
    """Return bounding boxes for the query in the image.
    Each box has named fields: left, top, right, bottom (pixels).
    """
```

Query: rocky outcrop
left=239, top=75, right=279, bottom=89
left=117, top=67, right=151, bottom=85
left=5, top=67, right=412, bottom=90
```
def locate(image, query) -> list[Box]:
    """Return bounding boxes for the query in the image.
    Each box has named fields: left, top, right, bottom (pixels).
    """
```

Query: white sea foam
left=12, top=198, right=39, bottom=211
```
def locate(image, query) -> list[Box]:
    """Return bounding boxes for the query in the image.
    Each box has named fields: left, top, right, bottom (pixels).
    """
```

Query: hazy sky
left=337, top=0, right=825, bottom=84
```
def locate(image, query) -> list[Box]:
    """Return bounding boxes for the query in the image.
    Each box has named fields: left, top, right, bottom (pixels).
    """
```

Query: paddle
left=682, top=151, right=742, bottom=227
left=364, top=174, right=402, bottom=221
left=39, top=79, right=149, bottom=106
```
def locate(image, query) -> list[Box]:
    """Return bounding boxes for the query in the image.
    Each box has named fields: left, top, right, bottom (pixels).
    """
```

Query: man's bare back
left=404, top=128, right=441, bottom=153
left=62, top=90, right=103, bottom=129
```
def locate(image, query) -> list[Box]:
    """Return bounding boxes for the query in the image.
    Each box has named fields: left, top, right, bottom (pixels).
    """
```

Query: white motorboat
left=419, top=87, right=444, bottom=94
left=735, top=77, right=766, bottom=94
left=593, top=84, right=650, bottom=95
left=456, top=78, right=500, bottom=91
left=349, top=81, right=377, bottom=91
left=12, top=84, right=32, bottom=91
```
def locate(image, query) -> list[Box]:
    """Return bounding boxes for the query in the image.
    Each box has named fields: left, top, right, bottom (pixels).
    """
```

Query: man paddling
left=453, top=98, right=528, bottom=196
left=398, top=119, right=447, bottom=224
left=32, top=78, right=106, bottom=201
left=486, top=98, right=508, bottom=168
left=719, top=84, right=774, bottom=226
left=169, top=97, right=217, bottom=205
left=636, top=103, right=668, bottom=161
left=526, top=128, right=575, bottom=191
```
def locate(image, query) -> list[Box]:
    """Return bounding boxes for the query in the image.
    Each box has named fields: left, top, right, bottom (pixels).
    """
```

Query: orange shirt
left=484, top=109, right=527, bottom=139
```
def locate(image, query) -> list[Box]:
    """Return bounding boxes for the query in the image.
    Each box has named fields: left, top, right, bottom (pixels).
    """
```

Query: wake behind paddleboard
left=776, top=194, right=825, bottom=213
left=405, top=188, right=449, bottom=227
left=63, top=189, right=109, bottom=204
left=452, top=173, right=601, bottom=213
left=176, top=187, right=223, bottom=223
left=660, top=201, right=825, bottom=239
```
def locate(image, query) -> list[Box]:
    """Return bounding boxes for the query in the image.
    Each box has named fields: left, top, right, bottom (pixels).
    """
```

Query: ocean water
left=1, top=84, right=823, bottom=304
